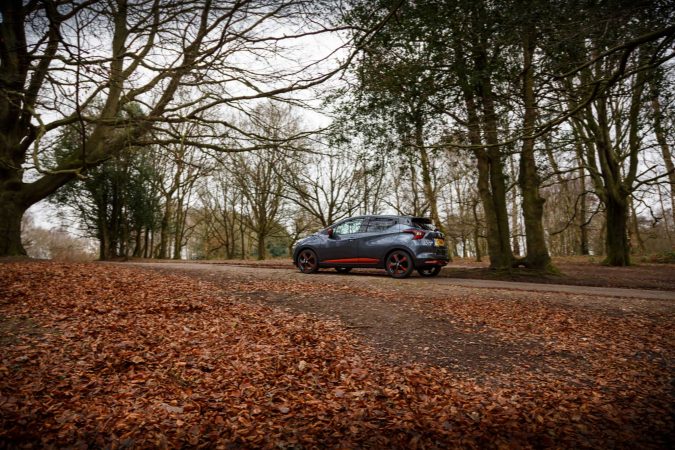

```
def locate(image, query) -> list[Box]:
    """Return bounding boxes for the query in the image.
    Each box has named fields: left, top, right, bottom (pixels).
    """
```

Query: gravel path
left=119, top=261, right=674, bottom=373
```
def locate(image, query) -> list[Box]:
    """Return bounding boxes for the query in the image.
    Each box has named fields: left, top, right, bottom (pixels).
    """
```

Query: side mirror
left=327, top=228, right=334, bottom=238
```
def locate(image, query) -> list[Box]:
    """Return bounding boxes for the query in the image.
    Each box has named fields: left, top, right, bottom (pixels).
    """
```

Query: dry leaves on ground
left=0, top=262, right=673, bottom=448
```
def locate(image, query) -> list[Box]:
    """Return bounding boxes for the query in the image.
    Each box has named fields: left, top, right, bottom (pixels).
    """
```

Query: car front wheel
left=418, top=266, right=441, bottom=277
left=297, top=249, right=319, bottom=274
left=385, top=250, right=414, bottom=278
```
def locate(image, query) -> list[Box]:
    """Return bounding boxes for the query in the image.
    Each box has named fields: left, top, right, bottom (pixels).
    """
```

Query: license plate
left=434, top=238, right=445, bottom=247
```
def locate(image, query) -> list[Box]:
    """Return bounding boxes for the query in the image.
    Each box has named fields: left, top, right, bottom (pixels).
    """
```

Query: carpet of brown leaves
left=0, top=262, right=673, bottom=448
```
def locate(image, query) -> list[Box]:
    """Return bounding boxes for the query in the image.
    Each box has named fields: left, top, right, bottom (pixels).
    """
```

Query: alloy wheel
left=386, top=250, right=413, bottom=278
left=297, top=249, right=318, bottom=273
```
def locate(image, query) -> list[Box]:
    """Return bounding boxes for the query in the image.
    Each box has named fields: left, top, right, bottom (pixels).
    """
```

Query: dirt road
left=125, top=261, right=674, bottom=373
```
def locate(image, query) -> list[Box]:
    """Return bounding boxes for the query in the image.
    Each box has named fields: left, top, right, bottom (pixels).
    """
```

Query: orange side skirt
left=322, top=258, right=379, bottom=264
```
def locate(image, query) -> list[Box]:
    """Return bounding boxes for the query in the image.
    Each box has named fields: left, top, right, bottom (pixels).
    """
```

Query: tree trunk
left=509, top=156, right=521, bottom=256
left=604, top=196, right=630, bottom=266
left=629, top=196, right=646, bottom=254
left=651, top=96, right=675, bottom=226
left=479, top=63, right=513, bottom=268
left=0, top=195, right=27, bottom=256
left=656, top=183, right=673, bottom=244
left=247, top=232, right=253, bottom=259
left=240, top=221, right=246, bottom=259
left=225, top=209, right=235, bottom=259
left=147, top=228, right=153, bottom=258
left=475, top=151, right=507, bottom=268
left=453, top=39, right=512, bottom=269
left=482, top=122, right=513, bottom=268
left=172, top=243, right=181, bottom=260
left=408, top=152, right=421, bottom=215
left=132, top=227, right=143, bottom=258
left=257, top=232, right=266, bottom=260
left=579, top=200, right=589, bottom=255
left=519, top=158, right=551, bottom=270
left=158, top=199, right=171, bottom=259
left=517, top=28, right=552, bottom=271
left=0, top=158, right=74, bottom=256
left=120, top=222, right=129, bottom=258
left=173, top=218, right=182, bottom=260
left=415, top=117, right=444, bottom=234
left=576, top=151, right=590, bottom=255
left=578, top=92, right=632, bottom=266
left=461, top=83, right=512, bottom=269
left=99, top=223, right=110, bottom=261
left=173, top=195, right=186, bottom=260
left=472, top=200, right=482, bottom=262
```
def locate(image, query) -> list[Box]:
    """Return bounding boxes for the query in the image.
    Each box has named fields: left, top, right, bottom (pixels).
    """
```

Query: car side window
left=333, top=218, right=364, bottom=235
left=366, top=218, right=396, bottom=232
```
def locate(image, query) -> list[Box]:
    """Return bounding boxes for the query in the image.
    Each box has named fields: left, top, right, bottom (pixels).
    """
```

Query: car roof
left=348, top=215, right=432, bottom=221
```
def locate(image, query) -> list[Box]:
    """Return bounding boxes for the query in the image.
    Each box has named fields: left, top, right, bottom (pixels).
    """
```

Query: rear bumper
left=415, top=253, right=449, bottom=267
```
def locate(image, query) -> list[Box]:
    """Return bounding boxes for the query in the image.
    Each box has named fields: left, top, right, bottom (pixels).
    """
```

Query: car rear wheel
left=297, top=249, right=319, bottom=274
left=335, top=267, right=352, bottom=274
left=385, top=250, right=414, bottom=279
left=418, top=266, right=441, bottom=277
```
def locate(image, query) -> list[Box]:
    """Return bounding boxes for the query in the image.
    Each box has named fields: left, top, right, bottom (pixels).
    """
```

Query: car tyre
left=335, top=267, right=352, bottom=274
left=297, top=249, right=319, bottom=274
left=418, top=266, right=441, bottom=277
left=385, top=250, right=414, bottom=279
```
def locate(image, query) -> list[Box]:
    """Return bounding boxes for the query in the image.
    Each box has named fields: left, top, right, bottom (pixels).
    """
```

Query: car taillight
left=402, top=229, right=425, bottom=240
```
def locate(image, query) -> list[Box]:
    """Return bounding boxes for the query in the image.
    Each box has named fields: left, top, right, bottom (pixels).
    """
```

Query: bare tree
left=0, top=0, right=397, bottom=256
left=229, top=151, right=284, bottom=260
left=197, top=172, right=244, bottom=259
left=649, top=88, right=675, bottom=228
left=565, top=50, right=666, bottom=265
left=223, top=102, right=297, bottom=259
left=280, top=148, right=364, bottom=227
left=145, top=121, right=212, bottom=259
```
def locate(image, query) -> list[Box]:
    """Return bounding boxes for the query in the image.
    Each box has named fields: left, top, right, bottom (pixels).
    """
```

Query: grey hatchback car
left=292, top=215, right=449, bottom=278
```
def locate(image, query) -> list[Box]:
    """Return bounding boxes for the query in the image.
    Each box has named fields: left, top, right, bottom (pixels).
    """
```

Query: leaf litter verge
left=0, top=261, right=673, bottom=448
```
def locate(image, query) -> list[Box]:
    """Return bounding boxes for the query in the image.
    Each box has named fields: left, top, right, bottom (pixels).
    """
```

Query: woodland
left=1, top=1, right=675, bottom=447
left=0, top=0, right=673, bottom=270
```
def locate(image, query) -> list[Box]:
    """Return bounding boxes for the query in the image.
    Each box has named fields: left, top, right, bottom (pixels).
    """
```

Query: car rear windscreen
left=412, top=219, right=436, bottom=231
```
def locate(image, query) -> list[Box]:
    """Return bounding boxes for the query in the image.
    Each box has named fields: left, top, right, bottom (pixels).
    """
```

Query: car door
left=358, top=216, right=399, bottom=263
left=319, top=217, right=366, bottom=263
